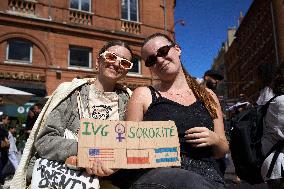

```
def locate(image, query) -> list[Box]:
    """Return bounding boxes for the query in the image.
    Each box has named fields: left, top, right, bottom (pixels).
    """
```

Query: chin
left=106, top=73, right=123, bottom=81
left=104, top=69, right=125, bottom=80
left=160, top=68, right=176, bottom=75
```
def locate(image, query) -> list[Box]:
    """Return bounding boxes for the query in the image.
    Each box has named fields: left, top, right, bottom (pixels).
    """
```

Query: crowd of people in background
left=0, top=103, right=42, bottom=185
left=0, top=33, right=283, bottom=189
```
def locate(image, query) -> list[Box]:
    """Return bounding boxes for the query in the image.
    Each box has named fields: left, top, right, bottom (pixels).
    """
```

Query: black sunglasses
left=145, top=44, right=175, bottom=67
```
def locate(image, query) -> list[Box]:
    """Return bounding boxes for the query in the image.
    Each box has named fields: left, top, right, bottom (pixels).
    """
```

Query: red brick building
left=225, top=0, right=284, bottom=102
left=0, top=0, right=175, bottom=100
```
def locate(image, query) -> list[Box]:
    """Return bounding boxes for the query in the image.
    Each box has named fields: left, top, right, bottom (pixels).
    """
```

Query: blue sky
left=174, top=0, right=253, bottom=78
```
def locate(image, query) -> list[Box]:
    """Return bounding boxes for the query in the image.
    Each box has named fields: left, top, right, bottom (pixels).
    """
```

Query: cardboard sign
left=77, top=119, right=181, bottom=169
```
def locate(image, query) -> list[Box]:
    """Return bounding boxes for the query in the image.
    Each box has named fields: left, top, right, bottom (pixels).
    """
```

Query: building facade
left=0, top=0, right=175, bottom=101
left=212, top=28, right=236, bottom=97
left=225, top=0, right=284, bottom=102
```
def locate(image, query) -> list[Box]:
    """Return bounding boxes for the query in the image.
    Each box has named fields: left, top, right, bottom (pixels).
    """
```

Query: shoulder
left=115, top=84, right=132, bottom=97
left=274, top=94, right=284, bottom=101
left=56, top=81, right=72, bottom=91
left=132, top=86, right=151, bottom=98
left=128, top=87, right=152, bottom=106
left=272, top=95, right=284, bottom=107
left=53, top=78, right=90, bottom=98
left=205, top=88, right=218, bottom=101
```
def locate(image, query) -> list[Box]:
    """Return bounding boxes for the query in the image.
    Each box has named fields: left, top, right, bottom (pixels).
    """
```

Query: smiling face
left=98, top=45, right=132, bottom=82
left=141, top=37, right=181, bottom=80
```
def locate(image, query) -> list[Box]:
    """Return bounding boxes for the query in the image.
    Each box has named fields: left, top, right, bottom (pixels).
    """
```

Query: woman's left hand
left=184, top=127, right=219, bottom=148
left=86, top=159, right=118, bottom=177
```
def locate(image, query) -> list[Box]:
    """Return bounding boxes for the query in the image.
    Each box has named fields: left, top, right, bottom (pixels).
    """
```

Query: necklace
left=165, top=89, right=193, bottom=97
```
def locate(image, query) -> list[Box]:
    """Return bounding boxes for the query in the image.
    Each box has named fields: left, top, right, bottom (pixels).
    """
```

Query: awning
left=0, top=85, right=34, bottom=105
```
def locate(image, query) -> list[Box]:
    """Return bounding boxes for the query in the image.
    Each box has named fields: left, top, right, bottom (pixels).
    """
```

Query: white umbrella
left=0, top=85, right=34, bottom=105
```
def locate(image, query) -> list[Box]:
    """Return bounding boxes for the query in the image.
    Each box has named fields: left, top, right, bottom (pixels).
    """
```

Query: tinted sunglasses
left=145, top=44, right=175, bottom=67
left=100, top=51, right=133, bottom=70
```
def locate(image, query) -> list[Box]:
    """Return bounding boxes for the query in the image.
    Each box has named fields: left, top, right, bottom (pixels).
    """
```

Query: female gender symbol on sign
left=115, top=123, right=125, bottom=142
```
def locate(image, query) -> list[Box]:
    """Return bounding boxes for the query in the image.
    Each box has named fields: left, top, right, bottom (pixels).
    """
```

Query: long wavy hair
left=142, top=33, right=218, bottom=119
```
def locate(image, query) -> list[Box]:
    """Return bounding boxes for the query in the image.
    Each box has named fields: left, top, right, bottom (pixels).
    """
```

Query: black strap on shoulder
left=261, top=94, right=282, bottom=116
left=148, top=86, right=162, bottom=102
left=266, top=140, right=284, bottom=178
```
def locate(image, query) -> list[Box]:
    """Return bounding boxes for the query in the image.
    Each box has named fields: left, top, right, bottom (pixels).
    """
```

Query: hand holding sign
left=86, top=159, right=117, bottom=176
left=77, top=119, right=181, bottom=169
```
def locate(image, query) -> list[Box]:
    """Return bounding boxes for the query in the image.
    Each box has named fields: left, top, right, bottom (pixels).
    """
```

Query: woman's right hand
left=86, top=159, right=117, bottom=177
left=65, top=156, right=79, bottom=170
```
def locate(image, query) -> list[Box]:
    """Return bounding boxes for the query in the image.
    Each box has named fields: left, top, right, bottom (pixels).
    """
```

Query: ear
left=96, top=57, right=101, bottom=70
left=174, top=45, right=181, bottom=56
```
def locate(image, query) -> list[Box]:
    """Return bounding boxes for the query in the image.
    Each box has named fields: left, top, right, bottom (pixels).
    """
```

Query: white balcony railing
left=8, top=0, right=37, bottom=15
left=121, top=20, right=141, bottom=34
left=69, top=9, right=93, bottom=25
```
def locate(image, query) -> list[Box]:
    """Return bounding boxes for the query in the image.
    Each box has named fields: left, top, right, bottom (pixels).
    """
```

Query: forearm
left=35, top=133, right=78, bottom=162
left=212, top=134, right=229, bottom=159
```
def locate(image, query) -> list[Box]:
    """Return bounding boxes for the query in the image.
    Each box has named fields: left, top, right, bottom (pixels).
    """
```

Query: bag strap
left=266, top=140, right=284, bottom=178
left=264, top=93, right=284, bottom=178
left=261, top=94, right=281, bottom=116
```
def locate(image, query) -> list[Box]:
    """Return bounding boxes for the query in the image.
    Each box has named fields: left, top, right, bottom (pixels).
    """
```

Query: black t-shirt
left=25, top=115, right=38, bottom=131
left=0, top=124, right=8, bottom=141
left=0, top=124, right=9, bottom=165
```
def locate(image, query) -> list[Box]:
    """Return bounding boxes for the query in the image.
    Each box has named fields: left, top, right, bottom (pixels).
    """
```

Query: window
left=121, top=0, right=139, bottom=22
left=6, top=39, right=32, bottom=63
left=69, top=46, right=92, bottom=68
left=70, top=0, right=91, bottom=12
left=128, top=55, right=141, bottom=74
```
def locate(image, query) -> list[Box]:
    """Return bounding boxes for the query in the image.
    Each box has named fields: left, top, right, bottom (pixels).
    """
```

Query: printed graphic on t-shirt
left=91, top=104, right=112, bottom=120
left=89, top=84, right=119, bottom=120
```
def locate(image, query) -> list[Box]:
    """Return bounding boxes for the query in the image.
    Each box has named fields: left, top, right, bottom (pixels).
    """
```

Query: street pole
left=270, top=2, right=279, bottom=66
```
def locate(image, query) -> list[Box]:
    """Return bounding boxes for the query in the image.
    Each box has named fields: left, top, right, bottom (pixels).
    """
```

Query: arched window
left=6, top=38, right=32, bottom=63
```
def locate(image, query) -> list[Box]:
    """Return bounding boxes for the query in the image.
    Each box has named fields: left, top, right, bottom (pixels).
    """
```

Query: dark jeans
left=123, top=167, right=224, bottom=189
left=0, top=154, right=4, bottom=185
left=267, top=178, right=284, bottom=189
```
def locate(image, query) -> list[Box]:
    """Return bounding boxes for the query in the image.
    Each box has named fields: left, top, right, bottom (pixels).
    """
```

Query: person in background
left=202, top=69, right=224, bottom=91
left=256, top=63, right=276, bottom=106
left=25, top=103, right=42, bottom=139
left=7, top=125, right=20, bottom=170
left=261, top=64, right=284, bottom=189
left=201, top=69, right=228, bottom=176
left=0, top=114, right=10, bottom=185
left=118, top=33, right=229, bottom=189
left=0, top=114, right=10, bottom=129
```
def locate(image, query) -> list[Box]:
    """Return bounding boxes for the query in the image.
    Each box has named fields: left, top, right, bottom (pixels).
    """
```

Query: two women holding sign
left=12, top=33, right=228, bottom=189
